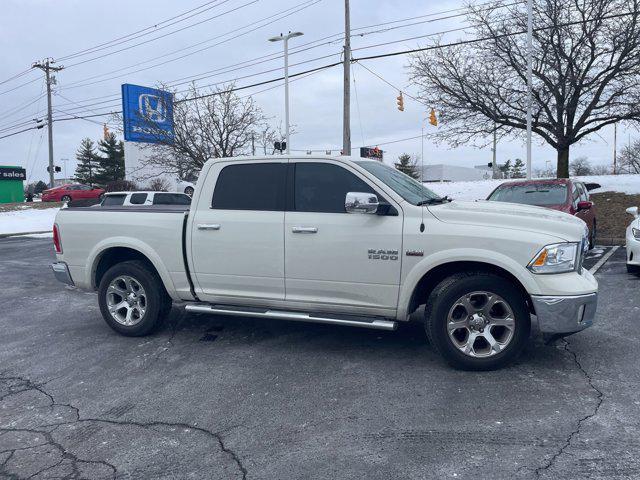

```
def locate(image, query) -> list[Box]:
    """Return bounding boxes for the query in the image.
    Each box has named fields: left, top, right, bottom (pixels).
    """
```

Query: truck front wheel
left=98, top=260, right=172, bottom=336
left=424, top=272, right=531, bottom=370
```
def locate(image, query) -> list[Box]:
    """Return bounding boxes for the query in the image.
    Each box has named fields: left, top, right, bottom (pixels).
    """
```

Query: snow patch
left=0, top=207, right=59, bottom=234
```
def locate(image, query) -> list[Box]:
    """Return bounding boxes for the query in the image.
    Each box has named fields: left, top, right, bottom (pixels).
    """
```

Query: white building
left=421, top=164, right=491, bottom=182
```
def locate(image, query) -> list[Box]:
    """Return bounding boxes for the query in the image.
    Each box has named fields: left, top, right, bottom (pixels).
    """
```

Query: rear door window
left=212, top=163, right=286, bottom=211
left=129, top=193, right=148, bottom=205
left=102, top=194, right=125, bottom=206
left=153, top=193, right=191, bottom=205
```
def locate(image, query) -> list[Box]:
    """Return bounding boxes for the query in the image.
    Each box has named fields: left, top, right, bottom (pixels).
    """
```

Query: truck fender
left=86, top=236, right=180, bottom=301
left=397, top=247, right=539, bottom=320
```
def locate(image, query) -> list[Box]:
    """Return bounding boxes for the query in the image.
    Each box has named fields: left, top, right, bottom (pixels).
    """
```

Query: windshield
left=488, top=183, right=568, bottom=206
left=355, top=161, right=441, bottom=205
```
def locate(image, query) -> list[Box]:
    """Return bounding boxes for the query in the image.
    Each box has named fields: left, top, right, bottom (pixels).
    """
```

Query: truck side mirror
left=345, top=192, right=379, bottom=214
left=626, top=206, right=639, bottom=218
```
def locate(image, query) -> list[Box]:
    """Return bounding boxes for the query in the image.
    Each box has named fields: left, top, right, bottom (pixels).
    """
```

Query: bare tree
left=253, top=121, right=291, bottom=155
left=618, top=139, right=640, bottom=173
left=591, top=163, right=611, bottom=175
left=569, top=156, right=593, bottom=176
left=410, top=0, right=640, bottom=178
left=148, top=178, right=170, bottom=191
left=139, top=83, right=268, bottom=177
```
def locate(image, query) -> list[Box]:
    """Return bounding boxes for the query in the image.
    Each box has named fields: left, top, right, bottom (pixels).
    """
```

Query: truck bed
left=55, top=206, right=192, bottom=299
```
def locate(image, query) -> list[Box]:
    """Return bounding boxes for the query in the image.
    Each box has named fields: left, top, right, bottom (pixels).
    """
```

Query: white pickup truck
left=51, top=155, right=597, bottom=370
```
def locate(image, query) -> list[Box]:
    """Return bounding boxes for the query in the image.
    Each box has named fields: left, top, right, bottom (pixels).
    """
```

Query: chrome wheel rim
left=446, top=291, right=515, bottom=358
left=106, top=275, right=147, bottom=326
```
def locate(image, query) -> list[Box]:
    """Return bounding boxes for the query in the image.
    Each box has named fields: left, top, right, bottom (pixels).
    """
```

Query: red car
left=486, top=178, right=598, bottom=248
left=41, top=184, right=105, bottom=203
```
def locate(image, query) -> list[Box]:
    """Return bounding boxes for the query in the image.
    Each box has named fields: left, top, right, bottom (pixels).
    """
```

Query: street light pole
left=525, top=0, right=533, bottom=179
left=269, top=31, right=304, bottom=155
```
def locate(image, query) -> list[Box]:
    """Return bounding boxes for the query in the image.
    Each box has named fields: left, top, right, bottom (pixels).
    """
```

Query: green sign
left=0, top=166, right=25, bottom=204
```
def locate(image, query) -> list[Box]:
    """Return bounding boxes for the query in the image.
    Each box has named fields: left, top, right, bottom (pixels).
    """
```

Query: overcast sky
left=0, top=0, right=633, bottom=184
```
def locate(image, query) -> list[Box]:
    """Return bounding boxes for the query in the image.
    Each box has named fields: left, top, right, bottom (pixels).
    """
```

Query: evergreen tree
left=95, top=132, right=125, bottom=185
left=499, top=159, right=512, bottom=177
left=74, top=138, right=99, bottom=185
left=511, top=158, right=526, bottom=178
left=34, top=180, right=48, bottom=194
left=394, top=153, right=420, bottom=179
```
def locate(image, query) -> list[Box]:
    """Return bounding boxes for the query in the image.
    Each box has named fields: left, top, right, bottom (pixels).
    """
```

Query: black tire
left=184, top=186, right=194, bottom=196
left=424, top=272, right=531, bottom=371
left=98, top=260, right=172, bottom=336
left=589, top=221, right=597, bottom=249
left=628, top=263, right=640, bottom=275
left=61, top=195, right=71, bottom=202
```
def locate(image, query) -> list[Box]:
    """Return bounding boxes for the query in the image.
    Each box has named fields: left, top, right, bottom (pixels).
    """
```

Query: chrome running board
left=184, top=304, right=397, bottom=331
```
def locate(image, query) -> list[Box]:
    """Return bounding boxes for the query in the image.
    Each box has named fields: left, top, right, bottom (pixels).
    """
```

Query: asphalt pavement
left=0, top=237, right=638, bottom=480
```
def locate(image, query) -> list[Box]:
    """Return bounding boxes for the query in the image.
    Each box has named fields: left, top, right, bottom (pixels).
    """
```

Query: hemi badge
left=406, top=250, right=424, bottom=257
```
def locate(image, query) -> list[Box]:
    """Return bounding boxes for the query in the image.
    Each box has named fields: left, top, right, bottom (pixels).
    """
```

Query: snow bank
left=427, top=174, right=640, bottom=201
left=0, top=207, right=59, bottom=235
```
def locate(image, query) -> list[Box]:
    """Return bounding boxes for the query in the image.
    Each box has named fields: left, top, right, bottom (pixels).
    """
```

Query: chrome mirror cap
left=345, top=192, right=379, bottom=214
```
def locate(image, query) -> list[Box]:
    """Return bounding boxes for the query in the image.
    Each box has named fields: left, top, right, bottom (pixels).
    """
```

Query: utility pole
left=525, top=0, right=533, bottom=179
left=613, top=123, right=617, bottom=174
left=342, top=0, right=351, bottom=156
left=32, top=58, right=63, bottom=188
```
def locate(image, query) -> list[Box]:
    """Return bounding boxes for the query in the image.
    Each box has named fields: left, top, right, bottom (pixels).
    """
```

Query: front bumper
left=532, top=292, right=597, bottom=334
left=51, top=262, right=74, bottom=286
left=626, top=232, right=640, bottom=267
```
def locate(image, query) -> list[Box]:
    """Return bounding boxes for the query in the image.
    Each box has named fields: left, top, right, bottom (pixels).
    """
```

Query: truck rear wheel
left=98, top=260, right=172, bottom=336
left=424, top=272, right=531, bottom=370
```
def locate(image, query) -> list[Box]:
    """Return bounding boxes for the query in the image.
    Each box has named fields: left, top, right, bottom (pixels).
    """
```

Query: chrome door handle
left=292, top=226, right=318, bottom=234
left=197, top=224, right=221, bottom=230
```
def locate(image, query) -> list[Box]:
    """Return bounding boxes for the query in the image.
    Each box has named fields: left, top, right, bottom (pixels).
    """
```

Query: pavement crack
left=534, top=339, right=604, bottom=478
left=0, top=373, right=247, bottom=479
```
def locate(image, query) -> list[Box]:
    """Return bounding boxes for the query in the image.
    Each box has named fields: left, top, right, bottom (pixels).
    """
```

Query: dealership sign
left=360, top=147, right=383, bottom=160
left=0, top=167, right=26, bottom=181
left=122, top=84, right=174, bottom=144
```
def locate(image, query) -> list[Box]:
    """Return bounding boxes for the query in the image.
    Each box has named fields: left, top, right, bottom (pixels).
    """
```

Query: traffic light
left=46, top=166, right=61, bottom=173
left=429, top=108, right=438, bottom=126
left=103, top=124, right=109, bottom=140
left=396, top=92, right=404, bottom=111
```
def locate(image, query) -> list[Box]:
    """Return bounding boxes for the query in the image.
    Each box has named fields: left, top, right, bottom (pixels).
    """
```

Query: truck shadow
left=157, top=306, right=552, bottom=372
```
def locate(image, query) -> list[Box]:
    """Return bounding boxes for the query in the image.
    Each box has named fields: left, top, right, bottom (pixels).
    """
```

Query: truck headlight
left=528, top=242, right=579, bottom=274
left=633, top=228, right=640, bottom=240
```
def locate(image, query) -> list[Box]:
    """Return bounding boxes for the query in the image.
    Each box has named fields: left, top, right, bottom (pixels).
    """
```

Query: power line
left=59, top=0, right=482, bottom=91
left=0, top=125, right=44, bottom=140
left=0, top=93, right=46, bottom=122
left=0, top=76, right=41, bottom=96
left=0, top=68, right=35, bottom=86
left=355, top=61, right=420, bottom=101
left=4, top=9, right=634, bottom=141
left=64, top=0, right=259, bottom=68
left=0, top=0, right=511, bottom=102
left=57, top=0, right=236, bottom=61
left=60, top=0, right=322, bottom=90
left=351, top=10, right=636, bottom=61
